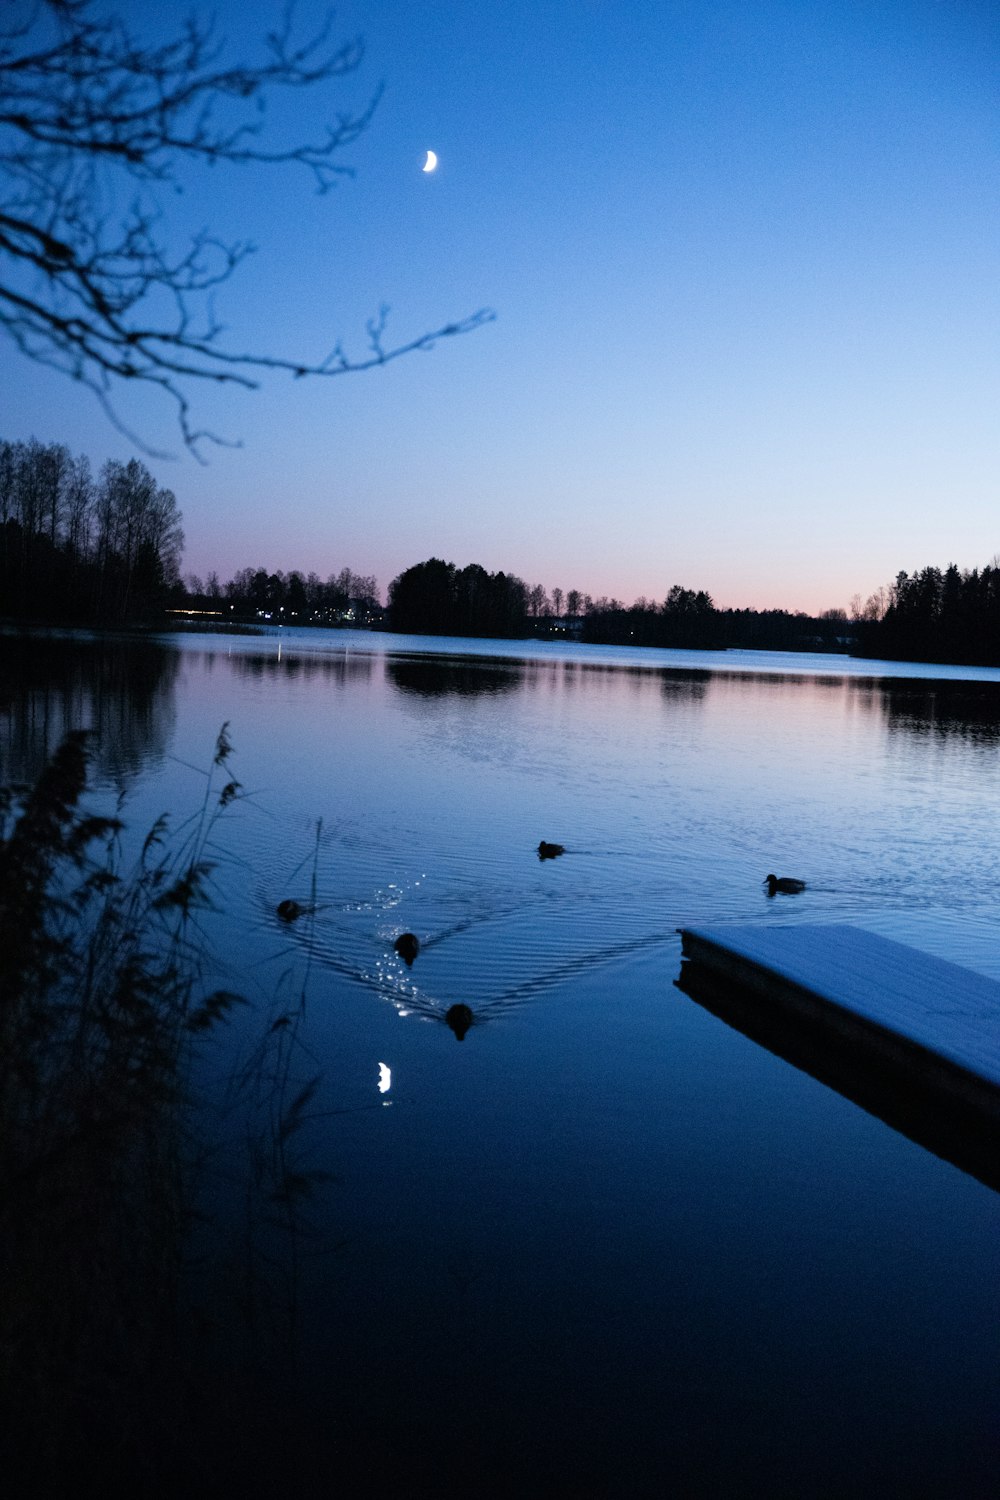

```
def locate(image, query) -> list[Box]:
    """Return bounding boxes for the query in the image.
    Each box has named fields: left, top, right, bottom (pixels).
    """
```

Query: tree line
left=566, top=568, right=1000, bottom=664
left=185, top=566, right=380, bottom=626
left=386, top=555, right=1000, bottom=665
left=387, top=559, right=529, bottom=637
left=5, top=437, right=999, bottom=666
left=385, top=559, right=856, bottom=652
left=852, top=563, right=1000, bottom=667
left=1, top=438, right=183, bottom=625
left=0, top=437, right=382, bottom=629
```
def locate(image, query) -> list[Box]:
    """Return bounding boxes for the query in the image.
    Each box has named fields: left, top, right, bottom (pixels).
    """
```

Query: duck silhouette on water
left=445, top=1003, right=474, bottom=1041
left=277, top=898, right=308, bottom=922
left=537, top=841, right=565, bottom=861
left=394, top=932, right=420, bottom=965
left=764, top=874, right=806, bottom=896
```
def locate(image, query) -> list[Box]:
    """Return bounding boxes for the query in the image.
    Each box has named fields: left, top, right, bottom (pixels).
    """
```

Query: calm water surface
left=3, top=627, right=999, bottom=1494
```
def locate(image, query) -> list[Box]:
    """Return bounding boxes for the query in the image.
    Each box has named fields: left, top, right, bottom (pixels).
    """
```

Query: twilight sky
left=4, top=0, right=998, bottom=612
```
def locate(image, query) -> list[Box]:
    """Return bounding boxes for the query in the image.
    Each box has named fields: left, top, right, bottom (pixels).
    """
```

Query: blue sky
left=5, top=0, right=998, bottom=612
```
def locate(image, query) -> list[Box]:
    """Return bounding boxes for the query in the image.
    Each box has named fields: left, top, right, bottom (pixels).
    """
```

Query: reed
left=0, top=726, right=309, bottom=1489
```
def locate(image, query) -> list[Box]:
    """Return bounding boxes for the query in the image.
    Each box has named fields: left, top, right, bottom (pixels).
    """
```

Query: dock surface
left=677, top=924, right=1000, bottom=1189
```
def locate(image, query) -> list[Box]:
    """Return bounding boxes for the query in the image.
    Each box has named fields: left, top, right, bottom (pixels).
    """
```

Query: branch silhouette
left=0, top=1, right=494, bottom=457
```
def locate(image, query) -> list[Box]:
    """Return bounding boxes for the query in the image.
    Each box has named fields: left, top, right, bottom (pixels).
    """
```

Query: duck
left=445, top=1003, right=474, bottom=1041
left=764, top=874, right=806, bottom=895
left=394, top=932, right=420, bottom=965
left=277, top=898, right=306, bottom=921
left=537, top=840, right=565, bottom=860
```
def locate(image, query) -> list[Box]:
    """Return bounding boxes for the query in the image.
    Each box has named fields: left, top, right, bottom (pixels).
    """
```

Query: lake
left=3, top=626, right=999, bottom=1495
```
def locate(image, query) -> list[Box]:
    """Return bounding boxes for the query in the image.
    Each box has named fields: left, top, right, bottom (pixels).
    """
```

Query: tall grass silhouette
left=0, top=726, right=324, bottom=1490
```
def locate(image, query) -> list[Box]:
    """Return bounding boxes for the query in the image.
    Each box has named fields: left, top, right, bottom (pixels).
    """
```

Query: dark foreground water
left=3, top=627, right=999, bottom=1495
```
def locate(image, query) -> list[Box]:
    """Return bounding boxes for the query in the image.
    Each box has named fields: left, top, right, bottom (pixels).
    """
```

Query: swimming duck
left=277, top=898, right=306, bottom=922
left=394, top=932, right=420, bottom=965
left=445, top=1003, right=474, bottom=1041
left=537, top=841, right=565, bottom=860
left=764, top=874, right=806, bottom=895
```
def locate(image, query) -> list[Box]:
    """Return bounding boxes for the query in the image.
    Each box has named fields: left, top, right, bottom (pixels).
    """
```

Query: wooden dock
left=677, top=924, right=1000, bottom=1192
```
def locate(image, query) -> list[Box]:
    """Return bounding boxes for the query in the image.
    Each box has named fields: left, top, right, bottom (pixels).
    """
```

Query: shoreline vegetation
left=4, top=437, right=1000, bottom=667
left=0, top=726, right=327, bottom=1490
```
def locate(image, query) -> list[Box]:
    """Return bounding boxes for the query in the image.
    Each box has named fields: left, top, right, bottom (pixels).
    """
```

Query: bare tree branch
left=0, top=1, right=495, bottom=457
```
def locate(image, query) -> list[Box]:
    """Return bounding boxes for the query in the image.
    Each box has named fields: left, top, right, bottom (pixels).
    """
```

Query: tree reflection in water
left=0, top=631, right=179, bottom=786
left=387, top=654, right=523, bottom=697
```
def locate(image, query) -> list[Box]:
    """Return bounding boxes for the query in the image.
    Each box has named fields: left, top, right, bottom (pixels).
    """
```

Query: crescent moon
left=422, top=150, right=438, bottom=173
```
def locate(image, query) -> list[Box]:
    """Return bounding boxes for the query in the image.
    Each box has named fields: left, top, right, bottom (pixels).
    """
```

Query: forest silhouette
left=4, top=438, right=1000, bottom=667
